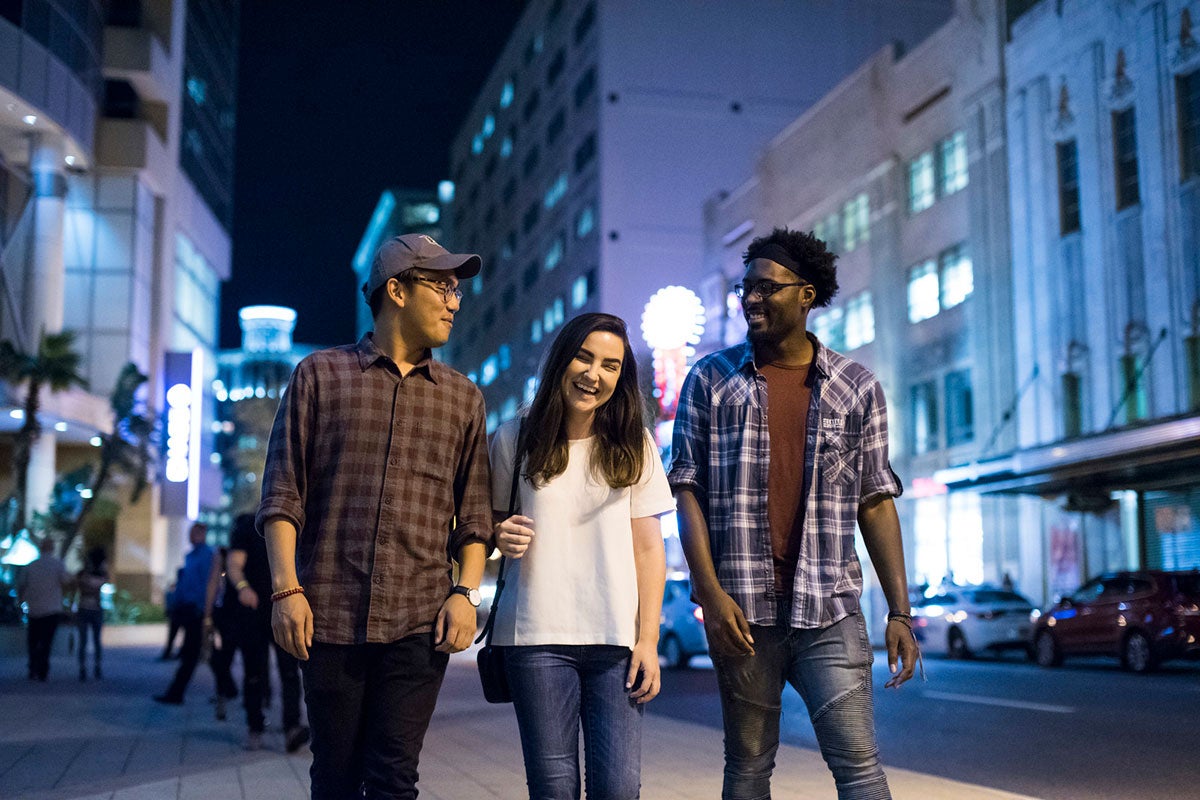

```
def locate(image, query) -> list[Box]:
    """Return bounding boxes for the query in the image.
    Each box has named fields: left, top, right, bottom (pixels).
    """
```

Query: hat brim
left=420, top=253, right=482, bottom=279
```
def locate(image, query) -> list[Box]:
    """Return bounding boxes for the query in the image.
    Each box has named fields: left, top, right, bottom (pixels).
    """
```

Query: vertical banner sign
left=160, top=349, right=204, bottom=518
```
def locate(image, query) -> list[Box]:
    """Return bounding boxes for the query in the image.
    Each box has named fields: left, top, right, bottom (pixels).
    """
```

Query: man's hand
left=884, top=619, right=919, bottom=688
left=700, top=588, right=756, bottom=657
left=494, top=515, right=535, bottom=558
left=272, top=593, right=313, bottom=660
left=434, top=593, right=476, bottom=653
left=627, top=640, right=661, bottom=704
left=238, top=586, right=259, bottom=610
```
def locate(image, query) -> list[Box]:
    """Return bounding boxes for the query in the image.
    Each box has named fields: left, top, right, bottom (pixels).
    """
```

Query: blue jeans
left=505, top=645, right=643, bottom=799
left=712, top=613, right=890, bottom=800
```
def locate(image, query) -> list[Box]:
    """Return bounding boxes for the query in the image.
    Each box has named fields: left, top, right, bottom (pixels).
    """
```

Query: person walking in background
left=159, top=567, right=183, bottom=660
left=259, top=233, right=491, bottom=799
left=154, top=522, right=219, bottom=705
left=19, top=537, right=70, bottom=681
left=491, top=312, right=673, bottom=799
left=75, top=546, right=108, bottom=681
left=203, top=545, right=241, bottom=720
left=670, top=227, right=920, bottom=799
left=225, top=513, right=309, bottom=752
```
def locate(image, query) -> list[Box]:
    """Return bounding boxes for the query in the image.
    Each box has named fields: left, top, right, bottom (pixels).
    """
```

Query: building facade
left=440, top=0, right=955, bottom=430
left=0, top=0, right=236, bottom=597
left=702, top=0, right=1013, bottom=619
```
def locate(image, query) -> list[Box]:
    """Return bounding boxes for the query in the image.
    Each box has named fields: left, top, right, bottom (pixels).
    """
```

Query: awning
left=933, top=415, right=1200, bottom=496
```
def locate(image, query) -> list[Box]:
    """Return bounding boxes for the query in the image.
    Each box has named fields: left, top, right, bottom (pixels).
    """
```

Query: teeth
left=574, top=382, right=598, bottom=395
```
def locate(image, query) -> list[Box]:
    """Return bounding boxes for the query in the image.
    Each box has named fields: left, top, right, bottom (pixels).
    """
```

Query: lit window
left=481, top=355, right=499, bottom=386
left=543, top=171, right=568, bottom=209
left=500, top=79, right=515, bottom=109
left=186, top=77, right=207, bottom=105
left=531, top=318, right=543, bottom=343
left=500, top=136, right=513, bottom=158
left=945, top=369, right=974, bottom=446
left=544, top=234, right=564, bottom=270
left=842, top=193, right=869, bottom=252
left=552, top=297, right=564, bottom=326
left=576, top=205, right=595, bottom=238
left=813, top=211, right=840, bottom=254
left=501, top=396, right=519, bottom=422
left=938, top=131, right=968, bottom=196
left=907, top=259, right=940, bottom=323
left=939, top=245, right=973, bottom=309
left=472, top=133, right=484, bottom=155
left=908, top=152, right=935, bottom=213
left=910, top=380, right=938, bottom=454
left=482, top=114, right=495, bottom=139
left=571, top=275, right=588, bottom=308
left=498, top=344, right=511, bottom=371
left=543, top=306, right=556, bottom=333
left=811, top=307, right=845, bottom=351
left=844, top=291, right=875, bottom=350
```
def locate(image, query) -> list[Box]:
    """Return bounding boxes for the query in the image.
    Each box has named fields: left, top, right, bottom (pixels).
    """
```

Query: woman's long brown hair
left=520, top=313, right=646, bottom=489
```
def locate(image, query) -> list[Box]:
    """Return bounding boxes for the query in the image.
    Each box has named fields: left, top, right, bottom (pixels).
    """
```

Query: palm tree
left=0, top=331, right=87, bottom=530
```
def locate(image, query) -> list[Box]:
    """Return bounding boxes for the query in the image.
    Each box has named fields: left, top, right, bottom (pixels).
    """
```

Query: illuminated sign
left=160, top=350, right=204, bottom=519
left=641, top=287, right=705, bottom=419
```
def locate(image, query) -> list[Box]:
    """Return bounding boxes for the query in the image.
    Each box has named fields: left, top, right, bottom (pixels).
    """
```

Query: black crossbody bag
left=474, top=423, right=523, bottom=703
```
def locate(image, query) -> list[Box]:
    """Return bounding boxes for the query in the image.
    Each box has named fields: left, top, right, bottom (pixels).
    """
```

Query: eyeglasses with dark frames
left=408, top=275, right=464, bottom=303
left=733, top=280, right=808, bottom=300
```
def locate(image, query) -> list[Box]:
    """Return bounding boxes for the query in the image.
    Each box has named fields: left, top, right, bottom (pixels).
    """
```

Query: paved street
left=0, top=624, right=1047, bottom=799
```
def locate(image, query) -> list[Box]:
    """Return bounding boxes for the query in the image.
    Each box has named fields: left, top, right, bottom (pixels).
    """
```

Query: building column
left=25, top=133, right=68, bottom=522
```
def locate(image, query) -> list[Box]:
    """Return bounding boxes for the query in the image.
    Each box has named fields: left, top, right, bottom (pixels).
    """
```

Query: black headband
left=750, top=243, right=808, bottom=281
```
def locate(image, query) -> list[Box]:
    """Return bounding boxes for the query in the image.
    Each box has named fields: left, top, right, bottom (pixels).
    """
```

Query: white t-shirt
left=489, top=418, right=675, bottom=648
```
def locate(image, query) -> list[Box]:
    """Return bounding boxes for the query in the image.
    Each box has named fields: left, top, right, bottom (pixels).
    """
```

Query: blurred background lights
left=641, top=286, right=706, bottom=352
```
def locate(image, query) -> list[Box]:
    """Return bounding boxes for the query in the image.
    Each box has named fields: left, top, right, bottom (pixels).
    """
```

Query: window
left=907, top=259, right=939, bottom=323
left=844, top=291, right=875, bottom=350
left=938, top=244, right=973, bottom=309
left=544, top=233, right=564, bottom=271
left=908, top=151, right=935, bottom=213
left=842, top=193, right=869, bottom=252
left=574, top=67, right=596, bottom=109
left=543, top=171, right=568, bottom=209
left=502, top=231, right=516, bottom=260
left=531, top=318, right=543, bottom=343
left=1179, top=70, right=1200, bottom=179
left=575, top=204, right=595, bottom=238
left=574, top=133, right=597, bottom=173
left=523, top=33, right=543, bottom=66
left=543, top=297, right=565, bottom=333
left=522, top=146, right=540, bottom=178
left=546, top=49, right=566, bottom=87
left=471, top=133, right=483, bottom=155
left=502, top=177, right=517, bottom=203
left=481, top=355, right=499, bottom=386
left=938, top=131, right=968, bottom=196
left=1057, top=139, right=1081, bottom=234
left=1113, top=107, right=1140, bottom=208
left=523, top=201, right=540, bottom=233
left=571, top=273, right=591, bottom=308
left=500, top=79, right=515, bottom=109
left=911, top=381, right=939, bottom=455
left=500, top=136, right=513, bottom=159
left=574, top=2, right=596, bottom=43
left=546, top=108, right=566, bottom=146
left=523, top=89, right=540, bottom=122
left=945, top=369, right=974, bottom=446
left=523, top=260, right=538, bottom=288
left=810, top=306, right=845, bottom=351
left=498, top=344, right=512, bottom=371
left=482, top=114, right=495, bottom=140
left=813, top=211, right=840, bottom=254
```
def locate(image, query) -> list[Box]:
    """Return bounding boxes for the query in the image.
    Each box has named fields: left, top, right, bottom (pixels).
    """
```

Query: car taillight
left=693, top=606, right=704, bottom=623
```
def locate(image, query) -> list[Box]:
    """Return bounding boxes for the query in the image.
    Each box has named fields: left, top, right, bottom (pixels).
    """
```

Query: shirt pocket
left=818, top=412, right=863, bottom=486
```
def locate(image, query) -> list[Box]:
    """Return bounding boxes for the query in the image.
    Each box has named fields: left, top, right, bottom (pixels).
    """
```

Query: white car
left=911, top=585, right=1035, bottom=659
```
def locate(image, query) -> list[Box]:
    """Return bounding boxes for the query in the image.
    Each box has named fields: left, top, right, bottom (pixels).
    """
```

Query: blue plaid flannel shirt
left=668, top=339, right=903, bottom=629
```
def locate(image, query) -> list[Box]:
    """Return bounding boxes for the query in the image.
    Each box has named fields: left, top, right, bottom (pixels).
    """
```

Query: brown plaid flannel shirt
left=256, top=334, right=492, bottom=644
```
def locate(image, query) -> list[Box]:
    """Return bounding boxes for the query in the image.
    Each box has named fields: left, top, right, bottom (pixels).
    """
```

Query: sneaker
left=284, top=725, right=310, bottom=753
left=243, top=732, right=263, bottom=751
left=153, top=694, right=184, bottom=705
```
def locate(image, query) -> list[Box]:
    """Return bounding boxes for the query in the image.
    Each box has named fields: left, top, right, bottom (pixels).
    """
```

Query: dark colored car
left=1031, top=570, right=1200, bottom=673
left=659, top=576, right=707, bottom=669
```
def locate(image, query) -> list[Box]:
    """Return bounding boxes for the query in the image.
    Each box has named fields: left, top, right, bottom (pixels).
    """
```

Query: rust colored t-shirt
left=760, top=360, right=814, bottom=598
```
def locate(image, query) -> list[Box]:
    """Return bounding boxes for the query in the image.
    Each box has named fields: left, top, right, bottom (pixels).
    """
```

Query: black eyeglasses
left=409, top=276, right=464, bottom=302
left=733, top=280, right=807, bottom=300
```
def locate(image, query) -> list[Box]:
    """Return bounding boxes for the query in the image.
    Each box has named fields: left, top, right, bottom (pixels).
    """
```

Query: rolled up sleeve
left=668, top=366, right=709, bottom=496
left=449, top=391, right=493, bottom=554
left=256, top=361, right=311, bottom=535
left=858, top=378, right=903, bottom=504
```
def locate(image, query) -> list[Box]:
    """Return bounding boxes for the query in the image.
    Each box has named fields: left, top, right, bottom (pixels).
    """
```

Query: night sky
left=222, top=1, right=528, bottom=349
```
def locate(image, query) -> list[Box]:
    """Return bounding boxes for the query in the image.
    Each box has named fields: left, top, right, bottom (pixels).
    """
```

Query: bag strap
left=475, top=420, right=524, bottom=646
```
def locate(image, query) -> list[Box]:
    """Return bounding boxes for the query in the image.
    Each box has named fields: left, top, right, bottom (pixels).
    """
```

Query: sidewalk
left=0, top=624, right=1042, bottom=799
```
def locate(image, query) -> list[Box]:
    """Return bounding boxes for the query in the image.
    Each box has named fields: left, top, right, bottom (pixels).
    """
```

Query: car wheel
left=661, top=635, right=688, bottom=670
left=1122, top=631, right=1155, bottom=673
left=1035, top=630, right=1062, bottom=667
left=947, top=628, right=971, bottom=659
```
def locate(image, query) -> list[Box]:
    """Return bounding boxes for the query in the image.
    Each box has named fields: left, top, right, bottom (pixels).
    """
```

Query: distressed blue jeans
left=712, top=613, right=890, bottom=800
left=505, top=644, right=643, bottom=799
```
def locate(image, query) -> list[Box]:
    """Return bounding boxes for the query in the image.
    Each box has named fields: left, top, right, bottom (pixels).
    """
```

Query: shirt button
left=389, top=458, right=399, bottom=467
left=384, top=495, right=394, bottom=505
left=373, top=576, right=383, bottom=585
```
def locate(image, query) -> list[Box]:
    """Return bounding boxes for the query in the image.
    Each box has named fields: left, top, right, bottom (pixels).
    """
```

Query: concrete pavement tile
left=121, top=734, right=184, bottom=774
left=236, top=758, right=308, bottom=800
left=109, top=778, right=180, bottom=800
left=176, top=766, right=240, bottom=799
left=0, top=741, right=35, bottom=775
left=0, top=739, right=84, bottom=794
left=55, top=736, right=138, bottom=787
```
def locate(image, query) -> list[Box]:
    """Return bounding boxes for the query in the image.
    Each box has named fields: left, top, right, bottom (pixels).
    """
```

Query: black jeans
left=27, top=613, right=61, bottom=680
left=233, top=608, right=303, bottom=733
left=302, top=635, right=449, bottom=800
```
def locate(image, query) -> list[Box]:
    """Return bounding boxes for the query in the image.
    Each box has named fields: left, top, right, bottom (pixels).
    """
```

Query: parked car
left=1031, top=570, right=1200, bottom=673
left=659, top=576, right=707, bottom=669
left=911, top=585, right=1035, bottom=659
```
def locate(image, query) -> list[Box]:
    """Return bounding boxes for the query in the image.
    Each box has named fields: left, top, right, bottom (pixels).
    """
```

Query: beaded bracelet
left=270, top=586, right=304, bottom=602
left=886, top=611, right=913, bottom=628
left=234, top=580, right=250, bottom=591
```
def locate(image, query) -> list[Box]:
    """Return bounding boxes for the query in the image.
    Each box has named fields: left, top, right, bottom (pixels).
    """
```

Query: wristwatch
left=451, top=585, right=481, bottom=607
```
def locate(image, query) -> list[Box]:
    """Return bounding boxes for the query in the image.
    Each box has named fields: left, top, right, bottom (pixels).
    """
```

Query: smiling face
left=559, top=330, right=624, bottom=433
left=741, top=257, right=815, bottom=347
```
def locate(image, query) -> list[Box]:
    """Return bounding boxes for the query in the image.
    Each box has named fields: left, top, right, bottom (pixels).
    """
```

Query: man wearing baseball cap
left=258, top=233, right=491, bottom=798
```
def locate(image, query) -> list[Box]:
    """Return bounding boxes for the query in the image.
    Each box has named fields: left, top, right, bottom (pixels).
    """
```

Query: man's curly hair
left=743, top=227, right=839, bottom=308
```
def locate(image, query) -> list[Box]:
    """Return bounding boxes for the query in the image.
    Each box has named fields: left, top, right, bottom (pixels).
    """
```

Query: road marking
left=921, top=690, right=1075, bottom=714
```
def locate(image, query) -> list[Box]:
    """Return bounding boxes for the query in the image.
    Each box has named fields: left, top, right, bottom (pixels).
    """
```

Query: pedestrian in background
left=75, top=546, right=108, bottom=681
left=154, top=522, right=220, bottom=705
left=19, top=537, right=70, bottom=682
left=491, top=312, right=672, bottom=799
left=670, top=227, right=920, bottom=799
left=159, top=567, right=183, bottom=660
left=203, top=545, right=241, bottom=719
left=259, top=234, right=491, bottom=799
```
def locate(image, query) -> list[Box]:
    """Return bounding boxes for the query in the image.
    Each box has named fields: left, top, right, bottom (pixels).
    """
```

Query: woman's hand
left=494, top=515, right=535, bottom=558
left=627, top=640, right=661, bottom=704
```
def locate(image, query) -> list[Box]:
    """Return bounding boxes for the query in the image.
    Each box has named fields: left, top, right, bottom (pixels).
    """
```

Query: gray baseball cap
left=361, top=233, right=481, bottom=299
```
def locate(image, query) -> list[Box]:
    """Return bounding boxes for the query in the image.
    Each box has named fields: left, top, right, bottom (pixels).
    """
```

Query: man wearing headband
left=258, top=233, right=492, bottom=799
left=670, top=227, right=919, bottom=799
